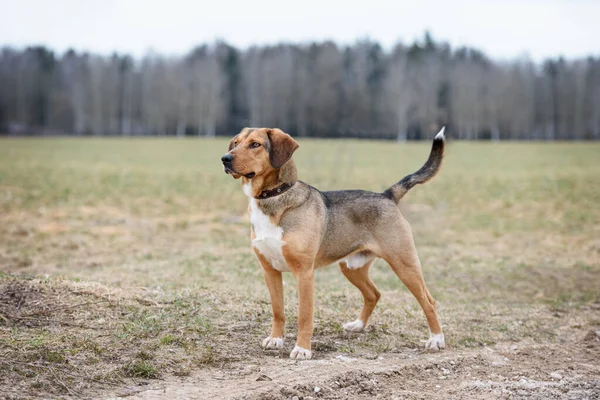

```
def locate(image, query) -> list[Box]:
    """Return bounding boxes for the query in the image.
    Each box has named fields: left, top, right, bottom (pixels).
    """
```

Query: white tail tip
left=435, top=126, right=446, bottom=140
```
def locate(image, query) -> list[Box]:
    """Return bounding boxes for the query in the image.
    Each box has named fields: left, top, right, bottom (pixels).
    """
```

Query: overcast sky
left=1, top=0, right=599, bottom=61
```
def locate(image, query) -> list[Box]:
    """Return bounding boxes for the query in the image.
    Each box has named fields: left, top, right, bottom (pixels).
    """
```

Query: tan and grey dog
left=221, top=127, right=446, bottom=360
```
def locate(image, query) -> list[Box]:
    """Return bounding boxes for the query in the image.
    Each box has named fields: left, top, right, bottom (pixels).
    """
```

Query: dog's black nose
left=221, top=154, right=233, bottom=164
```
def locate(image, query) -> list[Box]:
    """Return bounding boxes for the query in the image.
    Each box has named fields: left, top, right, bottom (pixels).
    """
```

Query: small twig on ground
left=2, top=314, right=102, bottom=330
left=0, top=272, right=38, bottom=280
left=116, top=385, right=166, bottom=398
left=21, top=298, right=111, bottom=317
left=133, top=297, right=161, bottom=307
left=48, top=366, right=78, bottom=396
left=0, top=360, right=123, bottom=387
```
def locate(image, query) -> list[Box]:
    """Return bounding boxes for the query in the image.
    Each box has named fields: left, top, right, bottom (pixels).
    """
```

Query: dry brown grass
left=1, top=138, right=599, bottom=398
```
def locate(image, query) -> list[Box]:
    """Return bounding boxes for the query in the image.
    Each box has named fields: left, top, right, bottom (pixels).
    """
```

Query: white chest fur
left=244, top=184, right=290, bottom=272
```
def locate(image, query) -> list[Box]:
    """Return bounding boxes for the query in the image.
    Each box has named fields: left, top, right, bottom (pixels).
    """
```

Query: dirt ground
left=118, top=332, right=600, bottom=400
left=1, top=271, right=598, bottom=400
left=1, top=139, right=599, bottom=399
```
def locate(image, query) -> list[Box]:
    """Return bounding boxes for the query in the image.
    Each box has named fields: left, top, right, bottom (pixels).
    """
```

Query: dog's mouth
left=223, top=162, right=255, bottom=179
left=223, top=165, right=255, bottom=179
left=223, top=165, right=241, bottom=178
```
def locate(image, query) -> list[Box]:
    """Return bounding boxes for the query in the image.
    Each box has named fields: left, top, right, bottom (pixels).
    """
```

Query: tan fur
left=223, top=127, right=446, bottom=359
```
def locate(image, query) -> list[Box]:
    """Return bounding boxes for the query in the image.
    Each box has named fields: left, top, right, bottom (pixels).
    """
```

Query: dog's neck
left=242, top=160, right=298, bottom=199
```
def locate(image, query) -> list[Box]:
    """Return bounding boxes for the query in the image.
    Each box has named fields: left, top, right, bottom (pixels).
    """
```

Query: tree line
left=1, top=34, right=599, bottom=140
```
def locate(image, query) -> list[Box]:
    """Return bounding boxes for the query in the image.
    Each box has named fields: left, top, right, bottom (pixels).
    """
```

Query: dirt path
left=111, top=331, right=600, bottom=400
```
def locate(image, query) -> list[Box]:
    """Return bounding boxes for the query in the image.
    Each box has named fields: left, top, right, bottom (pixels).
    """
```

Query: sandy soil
left=111, top=331, right=600, bottom=400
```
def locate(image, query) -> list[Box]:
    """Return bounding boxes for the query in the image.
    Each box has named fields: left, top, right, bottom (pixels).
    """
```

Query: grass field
left=1, top=138, right=599, bottom=399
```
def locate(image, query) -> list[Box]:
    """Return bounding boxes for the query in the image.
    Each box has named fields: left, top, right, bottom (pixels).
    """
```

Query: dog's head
left=221, top=128, right=299, bottom=179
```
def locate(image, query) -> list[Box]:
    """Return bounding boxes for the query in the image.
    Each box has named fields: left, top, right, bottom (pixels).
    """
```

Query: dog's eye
left=249, top=142, right=261, bottom=149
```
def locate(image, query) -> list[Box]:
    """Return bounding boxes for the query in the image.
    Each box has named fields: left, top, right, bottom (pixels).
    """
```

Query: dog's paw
left=262, top=336, right=284, bottom=350
left=343, top=319, right=365, bottom=332
left=290, top=345, right=312, bottom=360
left=425, top=333, right=445, bottom=351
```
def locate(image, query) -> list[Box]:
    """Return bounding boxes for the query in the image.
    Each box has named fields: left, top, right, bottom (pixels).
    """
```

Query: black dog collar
left=256, top=182, right=296, bottom=199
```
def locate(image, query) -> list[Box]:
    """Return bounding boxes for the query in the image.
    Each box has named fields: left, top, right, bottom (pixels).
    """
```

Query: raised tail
left=384, top=127, right=446, bottom=203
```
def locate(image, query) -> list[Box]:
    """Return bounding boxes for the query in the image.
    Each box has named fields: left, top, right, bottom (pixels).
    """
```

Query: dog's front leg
left=256, top=253, right=286, bottom=350
left=289, top=266, right=314, bottom=360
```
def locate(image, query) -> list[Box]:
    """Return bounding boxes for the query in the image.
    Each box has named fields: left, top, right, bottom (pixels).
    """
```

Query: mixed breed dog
left=222, top=127, right=446, bottom=360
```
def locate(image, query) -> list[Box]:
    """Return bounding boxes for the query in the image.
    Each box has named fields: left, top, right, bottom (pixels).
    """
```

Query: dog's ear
left=267, top=129, right=299, bottom=169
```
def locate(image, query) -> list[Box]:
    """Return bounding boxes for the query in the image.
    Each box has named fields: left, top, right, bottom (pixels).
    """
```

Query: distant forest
left=1, top=33, right=599, bottom=140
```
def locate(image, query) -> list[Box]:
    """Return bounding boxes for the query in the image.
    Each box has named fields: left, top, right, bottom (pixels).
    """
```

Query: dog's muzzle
left=222, top=153, right=234, bottom=173
left=221, top=153, right=233, bottom=165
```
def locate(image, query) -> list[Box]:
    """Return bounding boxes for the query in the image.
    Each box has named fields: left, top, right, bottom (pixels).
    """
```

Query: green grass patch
left=123, top=361, right=159, bottom=379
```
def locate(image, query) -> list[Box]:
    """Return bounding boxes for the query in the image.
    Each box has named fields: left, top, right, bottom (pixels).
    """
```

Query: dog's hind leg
left=339, top=260, right=380, bottom=333
left=383, top=245, right=445, bottom=351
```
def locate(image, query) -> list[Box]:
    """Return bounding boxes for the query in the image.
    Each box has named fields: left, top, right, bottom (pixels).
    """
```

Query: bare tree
left=191, top=51, right=225, bottom=137
left=1, top=39, right=599, bottom=140
left=386, top=49, right=411, bottom=141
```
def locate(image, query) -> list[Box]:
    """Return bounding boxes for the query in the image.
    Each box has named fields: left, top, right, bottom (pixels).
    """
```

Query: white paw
left=290, top=345, right=312, bottom=360
left=262, top=336, right=284, bottom=350
left=343, top=319, right=365, bottom=332
left=425, top=333, right=445, bottom=351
